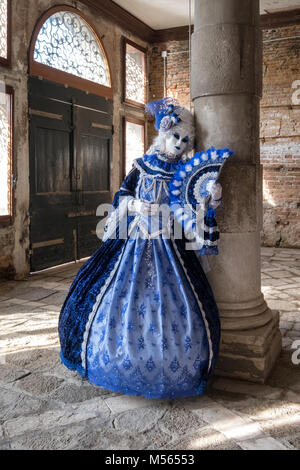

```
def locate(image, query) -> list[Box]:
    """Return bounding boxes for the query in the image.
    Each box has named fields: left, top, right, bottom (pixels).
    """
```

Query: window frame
left=0, top=0, right=12, bottom=67
left=0, top=84, right=14, bottom=225
left=28, top=5, right=113, bottom=99
left=122, top=37, right=147, bottom=109
left=122, top=115, right=146, bottom=180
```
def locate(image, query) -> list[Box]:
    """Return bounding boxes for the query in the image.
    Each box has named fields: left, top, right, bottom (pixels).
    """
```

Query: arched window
left=29, top=6, right=112, bottom=98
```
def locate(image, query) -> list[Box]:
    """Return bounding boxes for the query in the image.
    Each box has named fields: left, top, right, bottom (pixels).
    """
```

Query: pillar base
left=214, top=310, right=282, bottom=383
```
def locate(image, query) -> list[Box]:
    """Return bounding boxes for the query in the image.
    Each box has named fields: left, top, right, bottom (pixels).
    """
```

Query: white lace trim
left=133, top=157, right=179, bottom=176
left=193, top=171, right=218, bottom=204
left=194, top=235, right=218, bottom=247
left=185, top=164, right=219, bottom=215
left=170, top=233, right=214, bottom=374
left=137, top=174, right=170, bottom=203
left=136, top=220, right=169, bottom=240
left=156, top=153, right=183, bottom=163
left=142, top=175, right=156, bottom=193
left=135, top=171, right=143, bottom=198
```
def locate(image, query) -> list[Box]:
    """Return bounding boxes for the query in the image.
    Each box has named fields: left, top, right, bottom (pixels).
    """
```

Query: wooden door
left=29, top=77, right=112, bottom=271
left=74, top=104, right=112, bottom=260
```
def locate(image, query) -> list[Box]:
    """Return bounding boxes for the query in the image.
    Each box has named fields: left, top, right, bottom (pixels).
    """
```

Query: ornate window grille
left=30, top=7, right=112, bottom=97
left=0, top=0, right=11, bottom=66
left=0, top=85, right=13, bottom=220
left=124, top=39, right=147, bottom=106
left=33, top=10, right=110, bottom=86
left=124, top=117, right=145, bottom=176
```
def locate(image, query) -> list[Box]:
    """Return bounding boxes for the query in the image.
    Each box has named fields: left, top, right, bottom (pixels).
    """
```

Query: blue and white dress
left=58, top=153, right=220, bottom=399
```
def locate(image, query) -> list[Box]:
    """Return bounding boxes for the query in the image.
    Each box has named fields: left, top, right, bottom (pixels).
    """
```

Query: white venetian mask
left=165, top=129, right=189, bottom=158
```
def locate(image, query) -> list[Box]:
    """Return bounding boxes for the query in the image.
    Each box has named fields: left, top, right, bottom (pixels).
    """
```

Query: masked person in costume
left=58, top=98, right=224, bottom=399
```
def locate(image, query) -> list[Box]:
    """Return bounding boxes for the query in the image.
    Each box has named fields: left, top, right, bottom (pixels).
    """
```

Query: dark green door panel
left=29, top=76, right=113, bottom=271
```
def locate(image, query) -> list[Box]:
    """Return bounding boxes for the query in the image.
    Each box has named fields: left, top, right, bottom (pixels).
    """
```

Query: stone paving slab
left=6, top=421, right=103, bottom=450
left=3, top=401, right=110, bottom=439
left=104, top=394, right=169, bottom=414
left=240, top=437, right=290, bottom=451
left=0, top=249, right=299, bottom=450
left=38, top=292, right=70, bottom=307
left=4, top=287, right=57, bottom=302
left=165, top=427, right=243, bottom=450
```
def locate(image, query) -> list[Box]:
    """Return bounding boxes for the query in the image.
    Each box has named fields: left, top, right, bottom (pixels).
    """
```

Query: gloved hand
left=207, top=181, right=222, bottom=209
left=128, top=198, right=159, bottom=216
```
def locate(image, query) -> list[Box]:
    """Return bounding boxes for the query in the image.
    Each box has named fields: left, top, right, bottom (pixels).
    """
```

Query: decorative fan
left=169, top=147, right=234, bottom=254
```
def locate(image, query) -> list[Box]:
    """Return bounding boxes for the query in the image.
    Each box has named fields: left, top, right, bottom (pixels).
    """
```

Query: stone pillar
left=191, top=0, right=282, bottom=383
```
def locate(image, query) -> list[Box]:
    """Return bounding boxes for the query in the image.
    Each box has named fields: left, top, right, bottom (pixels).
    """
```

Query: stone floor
left=0, top=247, right=299, bottom=450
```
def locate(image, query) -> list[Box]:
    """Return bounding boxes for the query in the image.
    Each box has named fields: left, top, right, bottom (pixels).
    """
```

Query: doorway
left=28, top=77, right=113, bottom=271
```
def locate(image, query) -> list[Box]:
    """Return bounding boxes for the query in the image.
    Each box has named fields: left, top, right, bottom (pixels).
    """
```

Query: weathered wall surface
left=148, top=27, right=300, bottom=248
left=0, top=0, right=148, bottom=279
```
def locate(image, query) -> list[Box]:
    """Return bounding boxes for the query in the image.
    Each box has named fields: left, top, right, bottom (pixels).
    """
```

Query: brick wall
left=261, top=25, right=300, bottom=248
left=148, top=27, right=300, bottom=248
left=148, top=40, right=190, bottom=147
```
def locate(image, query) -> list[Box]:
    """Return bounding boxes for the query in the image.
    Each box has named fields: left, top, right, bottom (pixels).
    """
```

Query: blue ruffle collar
left=134, top=153, right=183, bottom=177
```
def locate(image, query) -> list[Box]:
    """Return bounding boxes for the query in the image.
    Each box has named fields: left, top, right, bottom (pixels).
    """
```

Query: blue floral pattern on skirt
left=87, top=235, right=210, bottom=398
